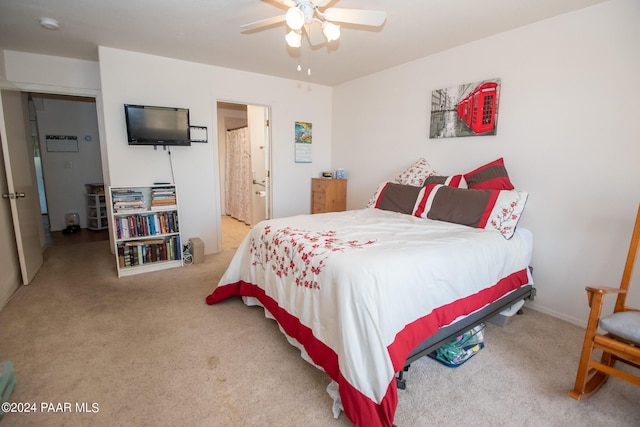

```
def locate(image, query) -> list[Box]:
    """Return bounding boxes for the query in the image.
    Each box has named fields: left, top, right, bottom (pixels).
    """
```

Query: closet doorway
left=216, top=102, right=271, bottom=249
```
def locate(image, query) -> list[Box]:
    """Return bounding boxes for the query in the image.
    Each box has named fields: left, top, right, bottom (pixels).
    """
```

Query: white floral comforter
left=206, top=208, right=530, bottom=426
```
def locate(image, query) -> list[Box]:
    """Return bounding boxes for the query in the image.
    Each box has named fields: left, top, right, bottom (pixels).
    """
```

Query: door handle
left=2, top=192, right=25, bottom=199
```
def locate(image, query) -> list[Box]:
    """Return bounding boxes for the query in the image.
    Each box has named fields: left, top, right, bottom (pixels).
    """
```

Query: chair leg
left=569, top=350, right=615, bottom=400
left=569, top=340, right=595, bottom=399
left=569, top=289, right=609, bottom=400
left=600, top=350, right=614, bottom=367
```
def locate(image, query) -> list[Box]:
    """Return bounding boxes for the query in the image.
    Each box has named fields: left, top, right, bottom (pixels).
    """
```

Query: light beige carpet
left=0, top=240, right=638, bottom=427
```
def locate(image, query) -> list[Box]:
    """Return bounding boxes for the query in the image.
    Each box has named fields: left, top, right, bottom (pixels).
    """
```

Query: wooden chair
left=569, top=204, right=640, bottom=399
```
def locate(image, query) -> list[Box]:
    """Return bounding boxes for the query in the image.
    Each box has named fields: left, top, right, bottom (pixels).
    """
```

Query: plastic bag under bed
left=427, top=323, right=485, bottom=368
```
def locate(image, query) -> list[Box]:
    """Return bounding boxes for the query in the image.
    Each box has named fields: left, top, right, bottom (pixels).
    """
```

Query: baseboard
left=524, top=301, right=586, bottom=329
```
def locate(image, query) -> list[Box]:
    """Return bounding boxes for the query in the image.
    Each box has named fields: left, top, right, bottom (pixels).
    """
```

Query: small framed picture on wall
left=294, top=121, right=312, bottom=163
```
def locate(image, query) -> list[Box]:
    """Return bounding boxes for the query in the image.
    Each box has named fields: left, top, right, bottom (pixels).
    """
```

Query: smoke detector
left=39, top=18, right=60, bottom=31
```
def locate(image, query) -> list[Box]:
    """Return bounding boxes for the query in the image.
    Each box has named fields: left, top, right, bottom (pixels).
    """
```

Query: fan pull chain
left=295, top=43, right=312, bottom=78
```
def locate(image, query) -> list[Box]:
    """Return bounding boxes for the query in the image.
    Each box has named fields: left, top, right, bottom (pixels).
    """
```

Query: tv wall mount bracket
left=189, top=125, right=208, bottom=143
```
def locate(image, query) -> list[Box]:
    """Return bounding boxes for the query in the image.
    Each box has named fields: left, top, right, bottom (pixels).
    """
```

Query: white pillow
left=394, top=158, right=438, bottom=187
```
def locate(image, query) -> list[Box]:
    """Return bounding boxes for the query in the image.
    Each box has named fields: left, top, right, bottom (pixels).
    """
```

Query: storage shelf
left=115, top=232, right=180, bottom=243
left=86, top=191, right=108, bottom=230
left=110, top=185, right=183, bottom=277
left=116, top=260, right=183, bottom=277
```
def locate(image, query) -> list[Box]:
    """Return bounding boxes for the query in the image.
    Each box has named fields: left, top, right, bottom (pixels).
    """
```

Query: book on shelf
left=112, top=190, right=144, bottom=200
left=114, top=211, right=179, bottom=239
left=151, top=199, right=176, bottom=205
left=112, top=189, right=145, bottom=212
left=117, top=235, right=181, bottom=268
left=151, top=198, right=176, bottom=207
left=151, top=188, right=176, bottom=206
left=150, top=204, right=177, bottom=211
left=111, top=187, right=178, bottom=213
left=113, top=203, right=146, bottom=213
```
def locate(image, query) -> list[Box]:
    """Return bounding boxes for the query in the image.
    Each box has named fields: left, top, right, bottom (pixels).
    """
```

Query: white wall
left=35, top=97, right=103, bottom=230
left=331, top=0, right=640, bottom=326
left=4, top=51, right=101, bottom=93
left=98, top=47, right=333, bottom=254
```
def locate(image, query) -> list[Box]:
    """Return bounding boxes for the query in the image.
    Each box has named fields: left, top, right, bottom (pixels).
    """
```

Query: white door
left=248, top=105, right=270, bottom=225
left=0, top=88, right=44, bottom=287
left=0, top=146, right=21, bottom=309
left=262, top=107, right=271, bottom=220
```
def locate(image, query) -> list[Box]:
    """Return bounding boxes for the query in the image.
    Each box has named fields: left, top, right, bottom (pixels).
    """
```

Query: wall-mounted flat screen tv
left=124, top=104, right=191, bottom=146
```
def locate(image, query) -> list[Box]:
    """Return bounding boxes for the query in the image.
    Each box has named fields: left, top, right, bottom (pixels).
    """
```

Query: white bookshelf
left=109, top=184, right=183, bottom=277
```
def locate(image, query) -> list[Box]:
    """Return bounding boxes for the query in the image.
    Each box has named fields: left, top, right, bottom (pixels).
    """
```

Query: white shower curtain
left=225, top=127, right=252, bottom=224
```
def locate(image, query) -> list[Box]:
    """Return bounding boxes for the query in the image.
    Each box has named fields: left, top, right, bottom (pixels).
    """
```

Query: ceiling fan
left=241, top=0, right=388, bottom=48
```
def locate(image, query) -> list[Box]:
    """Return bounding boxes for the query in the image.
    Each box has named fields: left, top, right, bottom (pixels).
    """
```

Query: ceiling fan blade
left=273, top=0, right=297, bottom=7
left=240, top=14, right=286, bottom=32
left=322, top=8, right=387, bottom=27
left=303, top=22, right=326, bottom=47
left=314, top=0, right=333, bottom=7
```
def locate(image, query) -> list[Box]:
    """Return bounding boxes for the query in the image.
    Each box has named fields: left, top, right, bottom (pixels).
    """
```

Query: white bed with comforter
left=206, top=206, right=532, bottom=426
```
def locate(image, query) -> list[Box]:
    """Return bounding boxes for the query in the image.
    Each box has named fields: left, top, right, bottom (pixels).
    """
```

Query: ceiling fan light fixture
left=322, top=22, right=340, bottom=42
left=241, top=1, right=387, bottom=53
left=285, top=30, right=302, bottom=48
left=285, top=7, right=305, bottom=30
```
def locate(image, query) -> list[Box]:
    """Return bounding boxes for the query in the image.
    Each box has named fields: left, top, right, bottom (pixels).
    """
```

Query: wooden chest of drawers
left=311, top=178, right=347, bottom=214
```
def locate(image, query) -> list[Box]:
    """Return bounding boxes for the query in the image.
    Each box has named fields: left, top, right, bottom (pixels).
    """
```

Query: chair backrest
left=616, top=203, right=640, bottom=313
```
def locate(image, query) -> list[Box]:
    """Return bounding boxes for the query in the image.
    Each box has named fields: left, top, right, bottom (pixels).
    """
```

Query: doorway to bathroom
left=216, top=102, right=270, bottom=249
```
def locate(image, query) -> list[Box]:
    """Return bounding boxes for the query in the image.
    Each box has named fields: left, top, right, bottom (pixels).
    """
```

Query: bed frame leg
left=396, top=365, right=410, bottom=390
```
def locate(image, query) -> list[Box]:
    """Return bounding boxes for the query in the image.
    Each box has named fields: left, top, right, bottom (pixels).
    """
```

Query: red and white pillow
left=367, top=181, right=424, bottom=214
left=464, top=158, right=514, bottom=190
left=395, top=157, right=514, bottom=190
left=414, top=184, right=528, bottom=239
left=373, top=157, right=526, bottom=238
